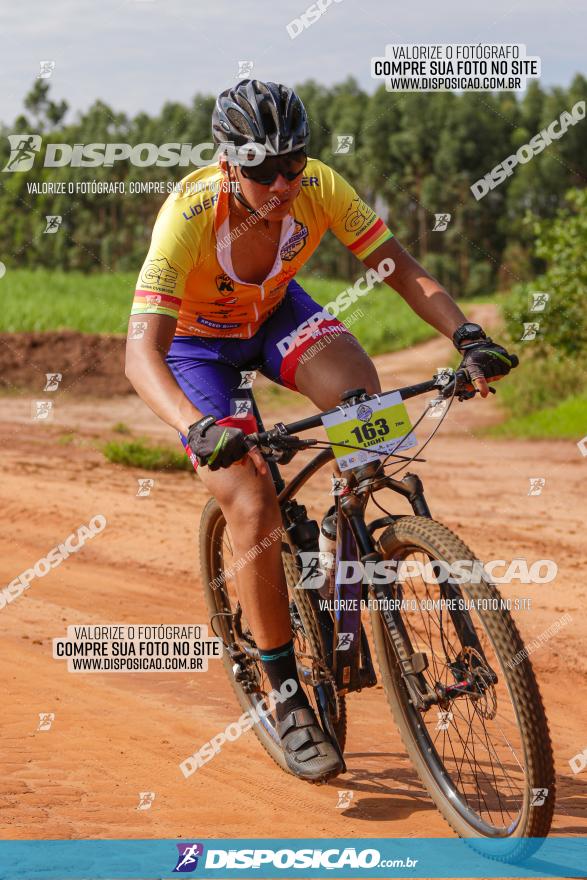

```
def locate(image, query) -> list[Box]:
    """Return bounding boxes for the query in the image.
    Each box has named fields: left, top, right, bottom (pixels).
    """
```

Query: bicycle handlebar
left=246, top=356, right=518, bottom=453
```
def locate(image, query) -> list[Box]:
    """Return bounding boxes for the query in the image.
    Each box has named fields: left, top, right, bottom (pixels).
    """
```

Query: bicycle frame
left=250, top=376, right=491, bottom=706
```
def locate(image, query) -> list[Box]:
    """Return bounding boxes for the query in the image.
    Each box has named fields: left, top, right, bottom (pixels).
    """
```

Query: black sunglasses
left=238, top=151, right=307, bottom=185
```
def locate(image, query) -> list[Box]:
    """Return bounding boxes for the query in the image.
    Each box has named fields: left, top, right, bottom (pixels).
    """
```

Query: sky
left=1, top=0, right=585, bottom=125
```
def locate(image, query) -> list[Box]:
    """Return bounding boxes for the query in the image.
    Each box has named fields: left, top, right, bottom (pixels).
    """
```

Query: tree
left=23, top=80, right=68, bottom=131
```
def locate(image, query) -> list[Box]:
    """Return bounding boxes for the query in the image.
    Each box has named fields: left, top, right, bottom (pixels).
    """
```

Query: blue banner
left=0, top=837, right=585, bottom=879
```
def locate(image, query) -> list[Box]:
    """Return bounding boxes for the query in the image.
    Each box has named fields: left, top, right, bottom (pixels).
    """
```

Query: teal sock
left=259, top=639, right=309, bottom=720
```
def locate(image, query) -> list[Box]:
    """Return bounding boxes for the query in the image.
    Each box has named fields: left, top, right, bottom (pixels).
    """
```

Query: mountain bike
left=199, top=364, right=555, bottom=848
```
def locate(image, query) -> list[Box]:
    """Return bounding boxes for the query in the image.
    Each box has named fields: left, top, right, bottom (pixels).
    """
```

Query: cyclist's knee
left=296, top=334, right=380, bottom=408
left=208, top=468, right=281, bottom=538
left=227, top=501, right=281, bottom=550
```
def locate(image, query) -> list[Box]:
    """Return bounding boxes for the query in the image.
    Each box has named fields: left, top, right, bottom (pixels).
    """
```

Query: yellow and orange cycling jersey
left=131, top=157, right=393, bottom=338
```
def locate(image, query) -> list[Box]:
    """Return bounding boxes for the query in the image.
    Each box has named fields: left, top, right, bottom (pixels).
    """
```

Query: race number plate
left=321, top=391, right=417, bottom=471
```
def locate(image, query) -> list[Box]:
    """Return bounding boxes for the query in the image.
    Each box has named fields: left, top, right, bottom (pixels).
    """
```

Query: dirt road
left=1, top=314, right=586, bottom=844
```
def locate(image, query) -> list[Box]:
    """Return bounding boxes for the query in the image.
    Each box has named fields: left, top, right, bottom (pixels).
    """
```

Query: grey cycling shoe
left=277, top=706, right=344, bottom=782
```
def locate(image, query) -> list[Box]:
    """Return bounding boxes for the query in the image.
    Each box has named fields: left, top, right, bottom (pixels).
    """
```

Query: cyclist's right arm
left=125, top=312, right=202, bottom=436
left=125, top=197, right=203, bottom=435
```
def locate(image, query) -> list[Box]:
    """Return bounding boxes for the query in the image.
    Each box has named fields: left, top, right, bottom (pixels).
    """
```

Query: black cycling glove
left=187, top=416, right=249, bottom=470
left=458, top=338, right=515, bottom=384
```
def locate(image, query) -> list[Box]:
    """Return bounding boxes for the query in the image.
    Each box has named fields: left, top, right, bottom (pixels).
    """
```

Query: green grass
left=102, top=438, right=193, bottom=470
left=112, top=421, right=132, bottom=434
left=489, top=393, right=587, bottom=439
left=0, top=269, right=499, bottom=355
left=0, top=270, right=137, bottom=334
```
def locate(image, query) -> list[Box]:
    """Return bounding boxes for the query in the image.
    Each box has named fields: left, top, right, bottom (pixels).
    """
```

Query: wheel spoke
left=377, top=543, right=529, bottom=834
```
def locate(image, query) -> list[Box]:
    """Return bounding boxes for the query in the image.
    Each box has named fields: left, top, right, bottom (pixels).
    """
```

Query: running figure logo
left=335, top=632, right=354, bottom=652
left=136, top=791, right=155, bottom=811
left=432, top=213, right=452, bottom=231
left=37, top=713, right=55, bottom=731
left=173, top=843, right=204, bottom=873
left=33, top=400, right=53, bottom=420
left=427, top=397, right=448, bottom=419
left=137, top=478, right=155, bottom=497
left=336, top=790, right=354, bottom=808
left=436, top=710, right=453, bottom=731
left=330, top=475, right=347, bottom=496
left=44, top=215, right=62, bottom=234
left=3, top=134, right=42, bottom=172
left=232, top=399, right=252, bottom=419
left=528, top=477, right=545, bottom=496
left=521, top=322, right=540, bottom=341
left=44, top=373, right=62, bottom=392
left=238, top=370, right=256, bottom=390
left=129, top=320, right=148, bottom=340
left=38, top=61, right=56, bottom=79
left=298, top=551, right=326, bottom=589
left=530, top=292, right=550, bottom=312
left=333, top=134, right=354, bottom=154
left=237, top=61, right=254, bottom=78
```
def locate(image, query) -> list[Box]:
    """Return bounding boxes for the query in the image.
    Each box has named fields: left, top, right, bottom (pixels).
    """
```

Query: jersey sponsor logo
left=266, top=270, right=295, bottom=302
left=280, top=219, right=308, bottom=262
left=197, top=316, right=242, bottom=329
left=140, top=257, right=178, bottom=292
left=213, top=295, right=238, bottom=306
left=301, top=175, right=319, bottom=186
left=344, top=196, right=375, bottom=235
left=215, top=273, right=235, bottom=292
left=182, top=193, right=219, bottom=220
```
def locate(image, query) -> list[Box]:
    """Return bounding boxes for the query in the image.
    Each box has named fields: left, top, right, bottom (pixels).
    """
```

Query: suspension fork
left=372, top=472, right=494, bottom=681
left=330, top=499, right=371, bottom=693
left=339, top=491, right=436, bottom=710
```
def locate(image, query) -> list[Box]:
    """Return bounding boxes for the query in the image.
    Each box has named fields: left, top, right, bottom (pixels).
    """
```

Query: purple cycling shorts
left=165, top=280, right=351, bottom=466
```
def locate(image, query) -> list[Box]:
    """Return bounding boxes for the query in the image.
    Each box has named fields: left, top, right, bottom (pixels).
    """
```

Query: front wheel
left=370, top=516, right=555, bottom=849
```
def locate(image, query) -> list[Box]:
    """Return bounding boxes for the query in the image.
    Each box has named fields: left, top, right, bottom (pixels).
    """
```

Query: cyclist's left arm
left=321, top=161, right=502, bottom=397
left=319, top=162, right=468, bottom=345
left=362, top=237, right=490, bottom=397
left=362, top=236, right=468, bottom=342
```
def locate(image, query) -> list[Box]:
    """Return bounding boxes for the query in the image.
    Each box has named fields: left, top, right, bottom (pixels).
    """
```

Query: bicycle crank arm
left=315, top=683, right=347, bottom=772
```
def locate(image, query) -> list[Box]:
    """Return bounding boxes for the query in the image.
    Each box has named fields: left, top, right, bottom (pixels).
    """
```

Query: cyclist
left=126, top=79, right=515, bottom=783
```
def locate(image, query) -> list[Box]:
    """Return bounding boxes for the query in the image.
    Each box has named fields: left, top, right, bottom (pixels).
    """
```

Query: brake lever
left=440, top=366, right=498, bottom=401
left=244, top=431, right=316, bottom=464
left=456, top=385, right=497, bottom=401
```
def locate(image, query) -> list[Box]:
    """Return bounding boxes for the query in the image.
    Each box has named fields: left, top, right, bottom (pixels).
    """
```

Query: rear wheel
left=199, top=497, right=346, bottom=774
left=370, top=516, right=554, bottom=849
